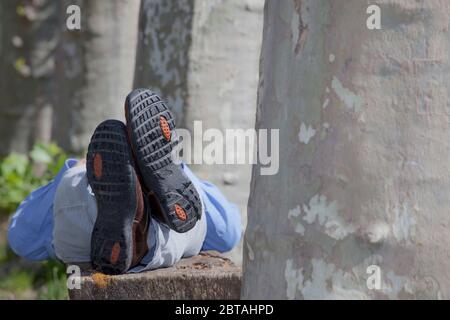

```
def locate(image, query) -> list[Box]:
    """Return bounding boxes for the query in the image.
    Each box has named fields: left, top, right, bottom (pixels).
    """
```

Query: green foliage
left=0, top=142, right=67, bottom=216
left=0, top=261, right=68, bottom=300
left=0, top=238, right=16, bottom=264
left=35, top=260, right=68, bottom=300
left=0, top=142, right=70, bottom=300
left=0, top=269, right=34, bottom=293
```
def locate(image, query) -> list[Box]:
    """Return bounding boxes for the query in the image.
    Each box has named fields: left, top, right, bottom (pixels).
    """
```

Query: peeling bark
left=134, top=0, right=193, bottom=123
left=293, top=0, right=308, bottom=55
left=135, top=0, right=264, bottom=264
left=184, top=0, right=264, bottom=264
left=243, top=0, right=450, bottom=299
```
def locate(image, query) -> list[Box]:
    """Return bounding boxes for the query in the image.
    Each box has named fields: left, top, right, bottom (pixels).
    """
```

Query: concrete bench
left=68, top=252, right=241, bottom=300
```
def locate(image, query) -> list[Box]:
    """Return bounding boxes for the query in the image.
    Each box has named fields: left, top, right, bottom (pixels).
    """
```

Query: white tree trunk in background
left=134, top=0, right=194, bottom=123
left=54, top=0, right=140, bottom=153
left=185, top=0, right=263, bottom=264
left=0, top=0, right=140, bottom=155
left=135, top=0, right=264, bottom=264
left=243, top=0, right=450, bottom=299
left=0, top=0, right=60, bottom=155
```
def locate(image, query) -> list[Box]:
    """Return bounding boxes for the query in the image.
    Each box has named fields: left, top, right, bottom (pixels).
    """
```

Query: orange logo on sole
left=93, top=153, right=102, bottom=179
left=110, top=242, right=121, bottom=265
left=160, top=116, right=171, bottom=141
left=174, top=204, right=187, bottom=221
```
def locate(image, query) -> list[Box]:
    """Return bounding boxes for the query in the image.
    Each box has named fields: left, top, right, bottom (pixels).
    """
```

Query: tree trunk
left=54, top=0, right=140, bottom=153
left=243, top=0, right=450, bottom=299
left=134, top=0, right=194, bottom=123
left=0, top=0, right=140, bottom=155
left=135, top=0, right=263, bottom=264
left=0, top=0, right=61, bottom=156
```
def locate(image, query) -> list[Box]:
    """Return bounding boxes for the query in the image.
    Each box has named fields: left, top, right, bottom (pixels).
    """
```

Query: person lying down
left=8, top=88, right=241, bottom=274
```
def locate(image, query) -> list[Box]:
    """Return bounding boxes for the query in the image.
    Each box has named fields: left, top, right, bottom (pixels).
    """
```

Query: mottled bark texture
left=243, top=0, right=450, bottom=299
left=54, top=0, right=140, bottom=153
left=134, top=0, right=194, bottom=123
left=134, top=0, right=264, bottom=264
left=0, top=0, right=61, bottom=156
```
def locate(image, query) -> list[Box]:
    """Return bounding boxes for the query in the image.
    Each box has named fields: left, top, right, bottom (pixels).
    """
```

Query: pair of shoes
left=86, top=89, right=202, bottom=274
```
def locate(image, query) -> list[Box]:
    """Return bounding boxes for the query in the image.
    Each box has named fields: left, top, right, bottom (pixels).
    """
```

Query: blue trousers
left=7, top=159, right=241, bottom=270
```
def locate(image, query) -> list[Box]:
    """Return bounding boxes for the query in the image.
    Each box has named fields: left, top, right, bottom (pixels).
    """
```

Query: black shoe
left=86, top=120, right=149, bottom=274
left=124, top=89, right=202, bottom=233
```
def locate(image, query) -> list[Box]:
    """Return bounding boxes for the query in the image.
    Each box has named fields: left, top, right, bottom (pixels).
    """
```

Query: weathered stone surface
left=69, top=252, right=241, bottom=300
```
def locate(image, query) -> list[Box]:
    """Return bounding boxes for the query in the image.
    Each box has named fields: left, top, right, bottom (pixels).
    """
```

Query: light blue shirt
left=7, top=159, right=242, bottom=262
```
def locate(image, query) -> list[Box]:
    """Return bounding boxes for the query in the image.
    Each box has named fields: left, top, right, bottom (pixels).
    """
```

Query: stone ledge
left=68, top=252, right=242, bottom=300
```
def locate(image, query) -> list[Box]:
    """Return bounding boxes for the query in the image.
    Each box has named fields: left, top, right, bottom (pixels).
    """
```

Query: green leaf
left=30, top=145, right=52, bottom=164
left=0, top=153, right=28, bottom=176
left=0, top=142, right=67, bottom=217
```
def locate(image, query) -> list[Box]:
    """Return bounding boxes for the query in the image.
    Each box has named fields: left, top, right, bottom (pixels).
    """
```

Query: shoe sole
left=125, top=89, right=202, bottom=233
left=86, top=120, right=141, bottom=274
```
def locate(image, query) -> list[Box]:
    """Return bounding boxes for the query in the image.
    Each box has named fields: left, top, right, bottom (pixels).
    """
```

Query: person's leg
left=53, top=119, right=207, bottom=273
left=85, top=120, right=150, bottom=274
left=124, top=89, right=202, bottom=233
left=52, top=161, right=206, bottom=272
left=13, top=156, right=234, bottom=269
left=7, top=159, right=79, bottom=261
left=125, top=162, right=240, bottom=272
left=129, top=208, right=207, bottom=272
left=10, top=87, right=241, bottom=270
left=53, top=163, right=96, bottom=264
left=182, top=164, right=242, bottom=253
left=123, top=89, right=241, bottom=253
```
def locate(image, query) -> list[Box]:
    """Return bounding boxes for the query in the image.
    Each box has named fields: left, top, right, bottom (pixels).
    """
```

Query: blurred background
left=0, top=0, right=263, bottom=299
